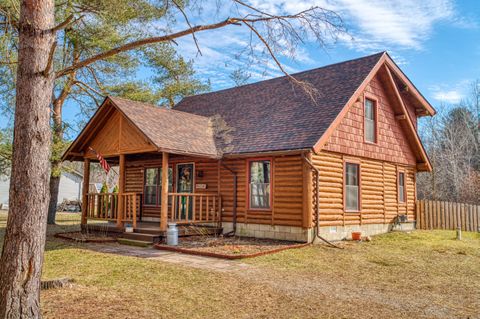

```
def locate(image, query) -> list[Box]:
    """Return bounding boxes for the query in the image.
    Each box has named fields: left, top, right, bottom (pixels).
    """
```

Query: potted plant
left=351, top=231, right=362, bottom=241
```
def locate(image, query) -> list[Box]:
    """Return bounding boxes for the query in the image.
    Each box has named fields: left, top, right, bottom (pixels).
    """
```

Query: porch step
left=117, top=238, right=152, bottom=247
left=120, top=232, right=163, bottom=243
left=134, top=228, right=164, bottom=235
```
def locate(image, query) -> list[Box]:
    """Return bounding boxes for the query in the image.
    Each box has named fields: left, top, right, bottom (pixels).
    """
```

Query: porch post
left=161, top=152, right=169, bottom=231
left=117, top=154, right=125, bottom=228
left=81, top=158, right=90, bottom=226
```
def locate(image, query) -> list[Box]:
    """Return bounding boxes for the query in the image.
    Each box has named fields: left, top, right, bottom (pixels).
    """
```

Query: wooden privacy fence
left=416, top=200, right=480, bottom=232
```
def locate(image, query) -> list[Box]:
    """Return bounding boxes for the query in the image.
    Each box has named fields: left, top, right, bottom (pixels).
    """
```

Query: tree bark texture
left=47, top=92, right=69, bottom=225
left=0, top=0, right=55, bottom=318
left=46, top=173, right=60, bottom=224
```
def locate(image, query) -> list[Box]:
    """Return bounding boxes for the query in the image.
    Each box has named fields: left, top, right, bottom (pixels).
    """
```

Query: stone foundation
left=222, top=221, right=416, bottom=243
left=314, top=221, right=416, bottom=242
left=221, top=222, right=312, bottom=242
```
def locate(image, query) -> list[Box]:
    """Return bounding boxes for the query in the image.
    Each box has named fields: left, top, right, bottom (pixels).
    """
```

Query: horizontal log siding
left=312, top=151, right=416, bottom=227
left=219, top=158, right=247, bottom=224
left=125, top=156, right=219, bottom=219
left=124, top=154, right=304, bottom=226
left=220, top=154, right=304, bottom=227
left=272, top=155, right=303, bottom=227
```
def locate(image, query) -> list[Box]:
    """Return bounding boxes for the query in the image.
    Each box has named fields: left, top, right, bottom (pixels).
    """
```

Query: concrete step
left=121, top=232, right=163, bottom=243
left=117, top=238, right=152, bottom=247
left=134, top=228, right=164, bottom=235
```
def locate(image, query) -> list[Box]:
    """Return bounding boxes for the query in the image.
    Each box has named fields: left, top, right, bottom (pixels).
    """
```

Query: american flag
left=89, top=147, right=110, bottom=175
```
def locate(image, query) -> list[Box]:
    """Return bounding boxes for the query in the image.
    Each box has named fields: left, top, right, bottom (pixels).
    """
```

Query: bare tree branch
left=56, top=18, right=244, bottom=78
left=171, top=0, right=202, bottom=56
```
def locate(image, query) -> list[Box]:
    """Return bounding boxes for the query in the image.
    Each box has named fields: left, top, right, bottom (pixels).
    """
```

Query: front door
left=176, top=163, right=194, bottom=220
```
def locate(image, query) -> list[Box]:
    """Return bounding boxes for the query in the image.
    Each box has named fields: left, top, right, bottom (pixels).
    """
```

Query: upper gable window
left=364, top=98, right=377, bottom=143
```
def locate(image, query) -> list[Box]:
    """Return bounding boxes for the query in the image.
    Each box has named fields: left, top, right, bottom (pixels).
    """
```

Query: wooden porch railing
left=85, top=192, right=141, bottom=227
left=168, top=193, right=221, bottom=224
left=119, top=193, right=141, bottom=228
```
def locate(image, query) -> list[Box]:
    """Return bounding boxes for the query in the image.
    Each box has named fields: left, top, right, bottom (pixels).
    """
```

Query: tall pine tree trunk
left=0, top=0, right=55, bottom=317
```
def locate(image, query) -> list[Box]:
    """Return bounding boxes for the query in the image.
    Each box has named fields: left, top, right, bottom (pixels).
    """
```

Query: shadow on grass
left=0, top=211, right=113, bottom=254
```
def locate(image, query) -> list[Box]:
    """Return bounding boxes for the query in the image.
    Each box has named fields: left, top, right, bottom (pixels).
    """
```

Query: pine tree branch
left=51, top=14, right=84, bottom=33
left=55, top=18, right=242, bottom=78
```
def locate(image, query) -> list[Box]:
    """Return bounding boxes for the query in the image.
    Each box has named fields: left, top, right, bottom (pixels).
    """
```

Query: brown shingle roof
left=110, top=96, right=218, bottom=157
left=174, top=52, right=385, bottom=154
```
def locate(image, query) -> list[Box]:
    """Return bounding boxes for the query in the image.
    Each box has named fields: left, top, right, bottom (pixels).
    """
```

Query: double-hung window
left=364, top=98, right=376, bottom=143
left=345, top=163, right=360, bottom=211
left=249, top=160, right=271, bottom=209
left=144, top=167, right=173, bottom=206
left=398, top=172, right=405, bottom=203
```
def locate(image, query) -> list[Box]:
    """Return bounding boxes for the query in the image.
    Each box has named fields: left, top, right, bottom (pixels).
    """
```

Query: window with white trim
left=364, top=98, right=376, bottom=143
left=249, top=160, right=271, bottom=209
left=345, top=163, right=360, bottom=211
left=398, top=172, right=405, bottom=203
left=143, top=167, right=173, bottom=206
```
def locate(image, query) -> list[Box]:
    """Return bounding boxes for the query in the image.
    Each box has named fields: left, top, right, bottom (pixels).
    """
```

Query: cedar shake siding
left=323, top=73, right=417, bottom=166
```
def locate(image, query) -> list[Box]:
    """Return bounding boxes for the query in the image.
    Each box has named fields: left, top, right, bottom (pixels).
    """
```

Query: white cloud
left=336, top=0, right=455, bottom=50
left=170, top=0, right=468, bottom=89
left=431, top=90, right=463, bottom=104
left=429, top=80, right=471, bottom=104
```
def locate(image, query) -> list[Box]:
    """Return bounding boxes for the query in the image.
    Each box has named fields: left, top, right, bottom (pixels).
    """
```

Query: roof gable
left=63, top=97, right=218, bottom=161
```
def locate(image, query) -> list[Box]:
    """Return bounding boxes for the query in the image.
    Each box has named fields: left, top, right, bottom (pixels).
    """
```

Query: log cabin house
left=62, top=52, right=435, bottom=242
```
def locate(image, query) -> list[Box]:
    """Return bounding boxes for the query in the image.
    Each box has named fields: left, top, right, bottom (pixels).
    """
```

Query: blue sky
left=177, top=0, right=479, bottom=106
left=1, top=0, right=479, bottom=134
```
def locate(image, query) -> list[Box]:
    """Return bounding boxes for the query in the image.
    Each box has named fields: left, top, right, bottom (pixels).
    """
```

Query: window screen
left=345, top=163, right=360, bottom=211
left=249, top=160, right=271, bottom=209
left=144, top=168, right=158, bottom=205
left=365, top=98, right=376, bottom=143
left=398, top=172, right=405, bottom=202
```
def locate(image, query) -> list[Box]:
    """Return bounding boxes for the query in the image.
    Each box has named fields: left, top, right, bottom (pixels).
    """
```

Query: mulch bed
left=155, top=236, right=309, bottom=259
left=54, top=231, right=118, bottom=243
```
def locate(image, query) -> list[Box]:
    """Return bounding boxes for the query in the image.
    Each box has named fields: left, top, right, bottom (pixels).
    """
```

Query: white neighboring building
left=0, top=171, right=83, bottom=209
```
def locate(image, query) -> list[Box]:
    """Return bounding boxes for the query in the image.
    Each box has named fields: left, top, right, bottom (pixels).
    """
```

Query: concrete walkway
left=87, top=243, right=252, bottom=272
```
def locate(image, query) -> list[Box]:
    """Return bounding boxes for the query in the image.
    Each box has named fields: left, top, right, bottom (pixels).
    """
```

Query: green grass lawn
left=0, top=211, right=479, bottom=318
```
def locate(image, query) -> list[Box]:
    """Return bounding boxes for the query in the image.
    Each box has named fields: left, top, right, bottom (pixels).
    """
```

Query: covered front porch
left=81, top=152, right=222, bottom=233
left=61, top=96, right=224, bottom=236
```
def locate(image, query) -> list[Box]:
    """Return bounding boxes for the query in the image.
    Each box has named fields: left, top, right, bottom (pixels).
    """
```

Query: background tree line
left=417, top=80, right=480, bottom=204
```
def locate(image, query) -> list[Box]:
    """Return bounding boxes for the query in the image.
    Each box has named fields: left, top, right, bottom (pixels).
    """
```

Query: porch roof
left=111, top=97, right=218, bottom=157
left=62, top=96, right=218, bottom=161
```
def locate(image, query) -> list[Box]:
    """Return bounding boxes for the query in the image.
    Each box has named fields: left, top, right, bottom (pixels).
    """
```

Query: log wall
left=124, top=153, right=305, bottom=226
left=311, top=150, right=416, bottom=227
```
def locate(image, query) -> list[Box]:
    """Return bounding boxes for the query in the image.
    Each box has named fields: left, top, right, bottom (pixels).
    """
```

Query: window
left=249, top=160, right=271, bottom=209
left=398, top=172, right=405, bottom=203
left=144, top=168, right=158, bottom=205
left=143, top=167, right=173, bottom=206
left=364, top=98, right=376, bottom=143
left=345, top=163, right=360, bottom=211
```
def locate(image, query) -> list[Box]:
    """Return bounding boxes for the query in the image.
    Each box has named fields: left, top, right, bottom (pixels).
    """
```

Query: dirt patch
left=155, top=236, right=309, bottom=259
left=55, top=231, right=117, bottom=243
